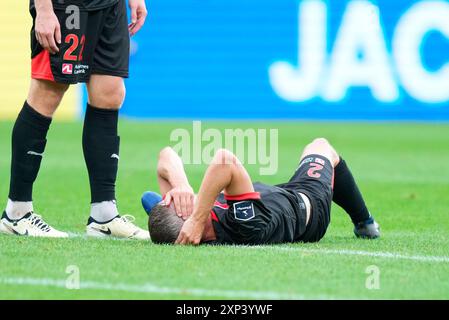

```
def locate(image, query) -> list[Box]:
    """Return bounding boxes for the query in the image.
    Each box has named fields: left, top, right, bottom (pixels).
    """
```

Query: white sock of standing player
left=90, top=200, right=120, bottom=222
left=5, top=199, right=33, bottom=220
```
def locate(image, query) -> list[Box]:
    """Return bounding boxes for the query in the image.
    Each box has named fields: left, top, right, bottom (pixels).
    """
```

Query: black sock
left=82, top=104, right=120, bottom=203
left=333, top=158, right=371, bottom=225
left=8, top=101, right=52, bottom=201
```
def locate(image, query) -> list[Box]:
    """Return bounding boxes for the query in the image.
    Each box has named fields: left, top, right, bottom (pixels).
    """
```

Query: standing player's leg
left=83, top=74, right=124, bottom=222
left=81, top=0, right=148, bottom=239
left=83, top=75, right=148, bottom=239
left=0, top=79, right=69, bottom=237
left=1, top=0, right=98, bottom=237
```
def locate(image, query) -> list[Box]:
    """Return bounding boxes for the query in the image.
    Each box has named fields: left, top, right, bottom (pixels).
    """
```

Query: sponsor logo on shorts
left=74, top=64, right=89, bottom=75
left=62, top=63, right=73, bottom=75
left=233, top=201, right=255, bottom=221
left=315, top=157, right=325, bottom=165
left=298, top=157, right=314, bottom=169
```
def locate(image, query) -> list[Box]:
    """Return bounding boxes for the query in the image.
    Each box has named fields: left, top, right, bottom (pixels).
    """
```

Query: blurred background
left=1, top=0, right=448, bottom=121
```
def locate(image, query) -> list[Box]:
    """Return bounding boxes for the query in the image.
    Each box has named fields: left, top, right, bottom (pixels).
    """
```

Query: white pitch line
left=66, top=233, right=449, bottom=263
left=247, top=246, right=449, bottom=263
left=0, top=277, right=335, bottom=300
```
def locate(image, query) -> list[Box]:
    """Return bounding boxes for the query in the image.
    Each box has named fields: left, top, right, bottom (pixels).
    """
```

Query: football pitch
left=0, top=120, right=448, bottom=299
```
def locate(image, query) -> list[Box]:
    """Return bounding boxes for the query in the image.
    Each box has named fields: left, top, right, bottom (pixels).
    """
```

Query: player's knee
left=111, top=84, right=126, bottom=108
left=303, top=138, right=329, bottom=154
left=89, top=82, right=126, bottom=110
left=102, top=85, right=126, bottom=109
left=312, top=137, right=330, bottom=147
left=158, top=146, right=174, bottom=160
left=313, top=138, right=339, bottom=165
left=303, top=137, right=340, bottom=166
left=159, top=146, right=172, bottom=155
left=213, top=149, right=237, bottom=167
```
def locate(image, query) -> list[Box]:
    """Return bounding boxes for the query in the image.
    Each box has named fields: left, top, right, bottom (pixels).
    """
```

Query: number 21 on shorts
left=63, top=34, right=85, bottom=62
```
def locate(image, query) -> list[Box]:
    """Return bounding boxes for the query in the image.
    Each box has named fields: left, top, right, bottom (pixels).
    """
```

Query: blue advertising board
left=113, top=0, right=449, bottom=120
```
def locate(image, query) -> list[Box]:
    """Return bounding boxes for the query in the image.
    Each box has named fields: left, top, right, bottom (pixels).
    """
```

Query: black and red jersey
left=30, top=0, right=120, bottom=11
left=210, top=182, right=309, bottom=245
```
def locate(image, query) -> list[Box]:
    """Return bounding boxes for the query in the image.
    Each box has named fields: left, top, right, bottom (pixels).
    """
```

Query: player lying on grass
left=143, top=138, right=380, bottom=245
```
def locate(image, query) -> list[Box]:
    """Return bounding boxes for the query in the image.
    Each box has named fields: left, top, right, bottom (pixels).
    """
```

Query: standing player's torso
left=212, top=182, right=308, bottom=244
left=30, top=0, right=120, bottom=11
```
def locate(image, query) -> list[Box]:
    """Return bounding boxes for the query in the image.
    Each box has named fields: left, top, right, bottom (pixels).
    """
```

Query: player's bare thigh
left=27, top=79, right=69, bottom=117
left=300, top=138, right=340, bottom=167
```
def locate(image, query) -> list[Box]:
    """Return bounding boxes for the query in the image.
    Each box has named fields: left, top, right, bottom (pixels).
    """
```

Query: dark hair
left=148, top=205, right=184, bottom=244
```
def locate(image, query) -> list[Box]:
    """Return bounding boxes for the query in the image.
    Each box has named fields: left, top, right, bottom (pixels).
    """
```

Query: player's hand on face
left=35, top=9, right=61, bottom=55
left=128, top=0, right=148, bottom=36
left=175, top=216, right=204, bottom=245
left=164, top=185, right=195, bottom=220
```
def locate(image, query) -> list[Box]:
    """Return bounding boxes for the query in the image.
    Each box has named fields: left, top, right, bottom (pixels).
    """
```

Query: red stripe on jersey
left=224, top=192, right=261, bottom=201
left=213, top=200, right=229, bottom=209
left=210, top=210, right=219, bottom=222
left=31, top=50, right=55, bottom=82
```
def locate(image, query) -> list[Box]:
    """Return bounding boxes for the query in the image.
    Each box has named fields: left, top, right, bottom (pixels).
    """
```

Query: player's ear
left=164, top=193, right=172, bottom=206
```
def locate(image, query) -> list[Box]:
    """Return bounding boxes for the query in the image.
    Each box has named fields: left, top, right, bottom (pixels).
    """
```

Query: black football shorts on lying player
left=30, top=0, right=129, bottom=84
left=210, top=154, right=334, bottom=245
left=276, top=154, right=334, bottom=242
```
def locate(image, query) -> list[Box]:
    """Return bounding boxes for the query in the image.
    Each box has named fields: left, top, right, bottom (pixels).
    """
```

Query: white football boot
left=0, top=211, right=68, bottom=238
left=86, top=214, right=150, bottom=240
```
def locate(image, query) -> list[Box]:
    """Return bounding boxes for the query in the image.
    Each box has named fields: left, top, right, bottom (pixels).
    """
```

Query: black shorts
left=30, top=0, right=129, bottom=84
left=276, top=154, right=334, bottom=242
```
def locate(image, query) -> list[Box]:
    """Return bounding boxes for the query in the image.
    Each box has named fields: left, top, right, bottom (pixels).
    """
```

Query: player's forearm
left=34, top=0, right=54, bottom=13
left=192, top=163, right=232, bottom=223
left=157, top=147, right=190, bottom=188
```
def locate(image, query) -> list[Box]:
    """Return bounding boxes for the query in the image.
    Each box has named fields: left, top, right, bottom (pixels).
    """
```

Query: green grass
left=0, top=120, right=448, bottom=299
